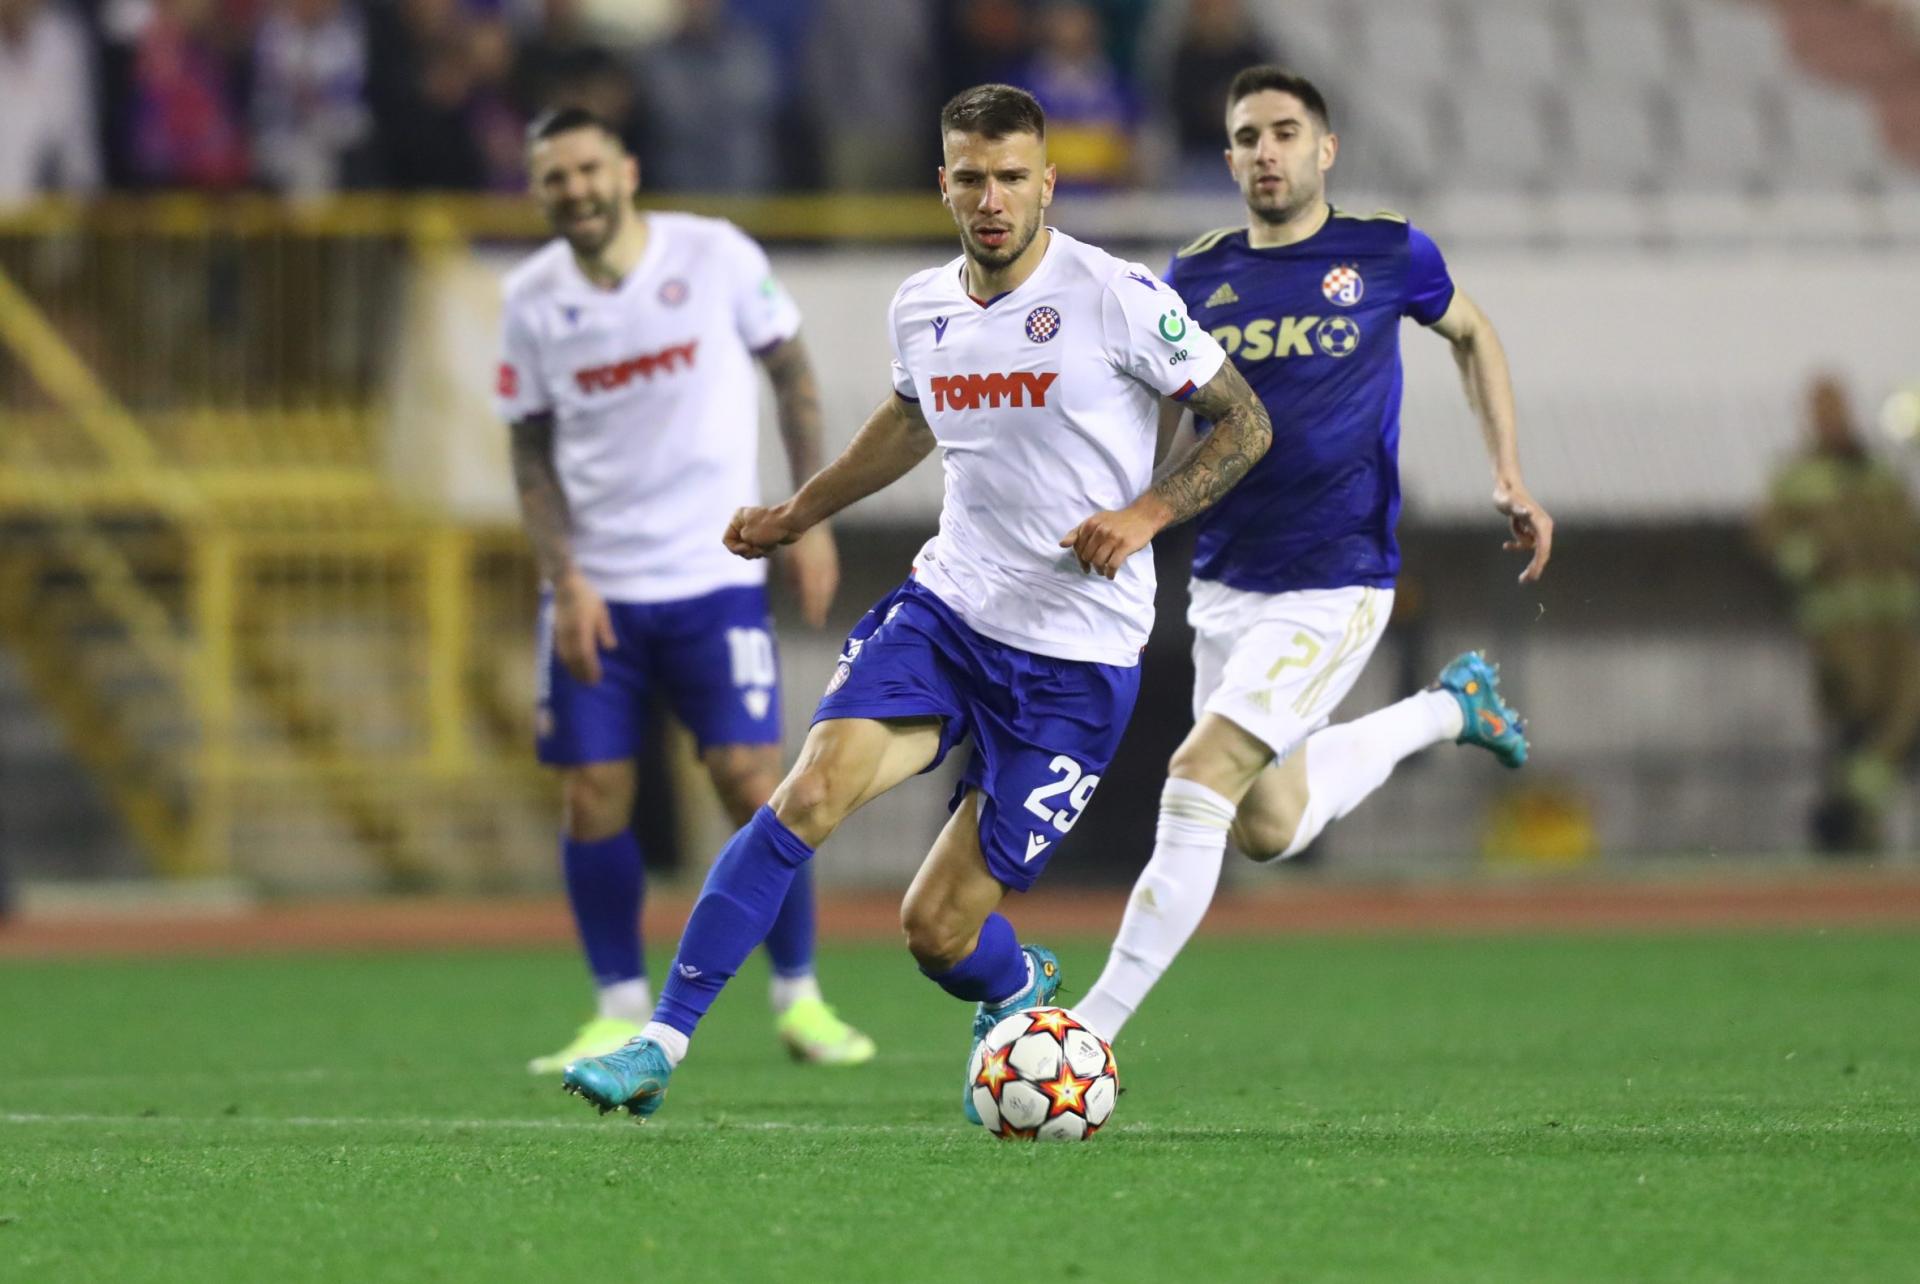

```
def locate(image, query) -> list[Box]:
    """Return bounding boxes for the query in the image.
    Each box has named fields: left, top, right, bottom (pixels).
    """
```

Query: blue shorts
left=536, top=585, right=781, bottom=765
left=813, top=578, right=1140, bottom=892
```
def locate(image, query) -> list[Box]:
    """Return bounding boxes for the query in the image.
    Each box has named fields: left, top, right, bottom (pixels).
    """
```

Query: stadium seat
left=1570, top=0, right=1682, bottom=85
left=1683, top=0, right=1795, bottom=81
left=1360, top=6, right=1468, bottom=79
left=1665, top=84, right=1770, bottom=190
left=1555, top=83, right=1665, bottom=190
left=1445, top=81, right=1556, bottom=189
left=1780, top=85, right=1891, bottom=187
left=1466, top=1, right=1571, bottom=83
left=1245, top=0, right=1354, bottom=73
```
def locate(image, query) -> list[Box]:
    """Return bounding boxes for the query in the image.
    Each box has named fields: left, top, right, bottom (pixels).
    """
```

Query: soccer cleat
left=1435, top=650, right=1529, bottom=768
left=526, top=1016, right=643, bottom=1075
left=962, top=944, right=1061, bottom=1125
left=562, top=1036, right=673, bottom=1121
left=776, top=997, right=877, bottom=1066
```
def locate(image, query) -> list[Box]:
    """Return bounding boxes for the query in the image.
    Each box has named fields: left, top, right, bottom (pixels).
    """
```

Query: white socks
left=1077, top=778, right=1237, bottom=1042
left=1280, top=688, right=1460, bottom=859
left=641, top=1021, right=690, bottom=1065
left=1079, top=689, right=1463, bottom=1042
left=597, top=978, right=652, bottom=1023
left=769, top=971, right=822, bottom=1014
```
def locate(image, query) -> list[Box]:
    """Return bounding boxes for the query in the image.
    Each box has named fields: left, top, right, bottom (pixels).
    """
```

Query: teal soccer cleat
left=562, top=1037, right=673, bottom=1121
left=1435, top=651, right=1529, bottom=769
left=962, top=945, right=1061, bottom=1125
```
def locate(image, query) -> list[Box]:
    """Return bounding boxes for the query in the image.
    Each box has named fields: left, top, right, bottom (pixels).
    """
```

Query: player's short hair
left=525, top=106, right=622, bottom=150
left=940, top=84, right=1046, bottom=141
left=1226, top=66, right=1332, bottom=133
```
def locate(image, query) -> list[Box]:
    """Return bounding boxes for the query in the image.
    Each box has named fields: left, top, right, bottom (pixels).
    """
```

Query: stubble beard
left=1246, top=177, right=1319, bottom=227
left=558, top=193, right=624, bottom=258
left=965, top=208, right=1041, bottom=272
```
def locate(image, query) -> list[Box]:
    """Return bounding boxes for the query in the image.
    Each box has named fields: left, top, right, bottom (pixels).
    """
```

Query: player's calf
left=1229, top=751, right=1310, bottom=860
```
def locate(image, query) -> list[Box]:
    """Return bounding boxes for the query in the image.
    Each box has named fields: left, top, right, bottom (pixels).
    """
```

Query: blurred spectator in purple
left=367, top=0, right=523, bottom=189
left=803, top=0, right=934, bottom=190
left=633, top=0, right=777, bottom=192
left=125, top=0, right=251, bottom=188
left=251, top=0, right=377, bottom=193
left=0, top=0, right=103, bottom=203
left=1021, top=0, right=1138, bottom=190
left=1168, top=0, right=1272, bottom=186
left=938, top=0, right=1026, bottom=98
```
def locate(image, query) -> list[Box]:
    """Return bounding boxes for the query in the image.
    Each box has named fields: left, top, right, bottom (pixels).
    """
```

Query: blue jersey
left=1164, top=210, right=1455, bottom=594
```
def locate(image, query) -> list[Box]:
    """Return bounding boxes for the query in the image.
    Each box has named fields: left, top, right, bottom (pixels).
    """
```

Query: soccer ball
left=966, top=1006, right=1118, bottom=1141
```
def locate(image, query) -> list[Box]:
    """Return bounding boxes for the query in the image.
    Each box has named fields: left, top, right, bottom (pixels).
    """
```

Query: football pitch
left=5, top=929, right=1917, bottom=1283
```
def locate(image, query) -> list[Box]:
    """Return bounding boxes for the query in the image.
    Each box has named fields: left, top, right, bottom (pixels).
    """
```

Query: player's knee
left=705, top=748, right=779, bottom=826
left=560, top=763, right=634, bottom=841
left=1231, top=807, right=1300, bottom=862
left=1167, top=720, right=1271, bottom=800
left=899, top=895, right=972, bottom=971
left=769, top=764, right=853, bottom=846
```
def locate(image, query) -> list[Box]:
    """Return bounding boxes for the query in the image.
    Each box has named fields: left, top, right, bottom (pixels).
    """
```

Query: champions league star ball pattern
left=967, top=1006, right=1118, bottom=1141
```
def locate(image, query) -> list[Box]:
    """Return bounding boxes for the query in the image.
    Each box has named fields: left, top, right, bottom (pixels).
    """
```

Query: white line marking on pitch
left=0, top=1112, right=954, bottom=1134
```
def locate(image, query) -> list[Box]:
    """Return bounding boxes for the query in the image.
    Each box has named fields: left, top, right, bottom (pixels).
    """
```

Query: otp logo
left=574, top=340, right=698, bottom=393
left=929, top=371, right=1058, bottom=412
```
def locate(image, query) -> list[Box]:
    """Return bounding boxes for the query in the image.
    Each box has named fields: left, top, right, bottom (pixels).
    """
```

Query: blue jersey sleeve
left=1403, top=226, right=1456, bottom=326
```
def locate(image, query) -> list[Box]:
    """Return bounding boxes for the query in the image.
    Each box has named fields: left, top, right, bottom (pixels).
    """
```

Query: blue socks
left=561, top=831, right=645, bottom=988
left=655, top=806, right=814, bottom=1036
left=763, top=862, right=817, bottom=979
left=922, top=911, right=1028, bottom=1004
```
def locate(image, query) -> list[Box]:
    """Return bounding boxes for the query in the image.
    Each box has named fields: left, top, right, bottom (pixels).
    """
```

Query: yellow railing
left=0, top=198, right=598, bottom=886
left=0, top=191, right=957, bottom=243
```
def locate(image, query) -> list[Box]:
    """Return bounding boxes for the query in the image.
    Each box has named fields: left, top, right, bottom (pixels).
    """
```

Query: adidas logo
left=1205, top=281, right=1239, bottom=308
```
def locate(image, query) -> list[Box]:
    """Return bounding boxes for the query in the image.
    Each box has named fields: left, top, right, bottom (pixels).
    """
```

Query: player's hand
left=779, top=524, right=840, bottom=628
left=1059, top=503, right=1161, bottom=580
left=725, top=503, right=807, bottom=560
left=1494, top=476, right=1554, bottom=583
left=553, top=570, right=616, bottom=685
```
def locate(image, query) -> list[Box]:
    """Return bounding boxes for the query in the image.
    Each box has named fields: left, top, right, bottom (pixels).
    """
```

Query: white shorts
left=1188, top=581, right=1394, bottom=759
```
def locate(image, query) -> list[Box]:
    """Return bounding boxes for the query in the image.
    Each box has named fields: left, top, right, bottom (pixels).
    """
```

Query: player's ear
left=1319, top=130, right=1338, bottom=175
left=623, top=152, right=640, bottom=195
left=937, top=166, right=950, bottom=208
left=1041, top=163, right=1057, bottom=210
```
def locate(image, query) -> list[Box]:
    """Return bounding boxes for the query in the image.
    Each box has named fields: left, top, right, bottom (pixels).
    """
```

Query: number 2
left=1023, top=755, right=1103, bottom=833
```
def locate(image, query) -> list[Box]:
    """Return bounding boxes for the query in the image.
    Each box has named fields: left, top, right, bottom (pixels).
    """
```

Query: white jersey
left=889, top=229, right=1226, bottom=666
left=494, top=213, right=801, bottom=602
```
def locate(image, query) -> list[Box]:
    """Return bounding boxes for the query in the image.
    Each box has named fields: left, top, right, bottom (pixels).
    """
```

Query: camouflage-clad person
left=1759, top=375, right=1920, bottom=852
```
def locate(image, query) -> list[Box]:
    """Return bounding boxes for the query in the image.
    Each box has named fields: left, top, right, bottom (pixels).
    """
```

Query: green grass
left=4, top=931, right=1918, bottom=1283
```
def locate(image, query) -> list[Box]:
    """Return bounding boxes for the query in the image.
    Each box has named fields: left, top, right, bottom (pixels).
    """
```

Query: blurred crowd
left=0, top=0, right=1284, bottom=203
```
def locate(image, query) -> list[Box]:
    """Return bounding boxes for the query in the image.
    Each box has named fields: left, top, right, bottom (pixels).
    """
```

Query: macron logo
left=575, top=340, right=698, bottom=393
left=675, top=962, right=703, bottom=980
left=929, top=371, right=1057, bottom=412
left=1025, top=833, right=1052, bottom=863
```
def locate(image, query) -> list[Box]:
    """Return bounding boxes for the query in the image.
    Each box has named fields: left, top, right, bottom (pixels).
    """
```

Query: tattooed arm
left=756, top=333, right=839, bottom=625
left=1060, top=361, right=1272, bottom=579
left=758, top=334, right=827, bottom=487
left=510, top=412, right=614, bottom=684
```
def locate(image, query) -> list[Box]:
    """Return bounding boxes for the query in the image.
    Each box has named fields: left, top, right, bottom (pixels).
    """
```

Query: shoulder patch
left=1175, top=226, right=1240, bottom=259
left=1331, top=208, right=1408, bottom=224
